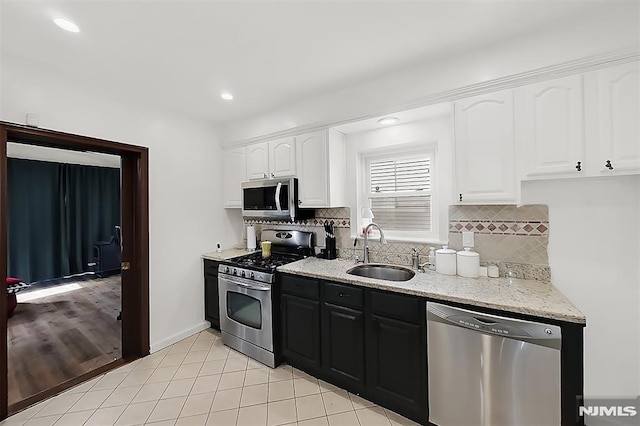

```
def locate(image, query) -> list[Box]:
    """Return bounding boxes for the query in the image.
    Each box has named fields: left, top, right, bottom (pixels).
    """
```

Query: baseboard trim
left=150, top=321, right=211, bottom=353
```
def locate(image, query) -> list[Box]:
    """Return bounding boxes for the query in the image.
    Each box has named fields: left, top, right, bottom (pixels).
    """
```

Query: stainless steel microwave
left=241, top=177, right=298, bottom=221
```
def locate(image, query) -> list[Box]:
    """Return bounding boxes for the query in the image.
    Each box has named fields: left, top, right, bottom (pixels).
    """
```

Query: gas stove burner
left=230, top=251, right=302, bottom=272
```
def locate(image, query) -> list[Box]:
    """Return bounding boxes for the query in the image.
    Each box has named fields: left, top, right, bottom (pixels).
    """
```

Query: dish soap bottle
left=428, top=247, right=436, bottom=271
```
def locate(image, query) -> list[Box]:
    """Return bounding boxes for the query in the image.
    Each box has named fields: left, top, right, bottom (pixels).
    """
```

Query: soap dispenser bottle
left=428, top=247, right=436, bottom=271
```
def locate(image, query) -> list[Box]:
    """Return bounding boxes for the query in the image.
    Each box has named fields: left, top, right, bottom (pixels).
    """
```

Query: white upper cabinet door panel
left=519, top=75, right=585, bottom=178
left=268, top=137, right=296, bottom=178
left=454, top=90, right=516, bottom=203
left=223, top=147, right=247, bottom=208
left=596, top=62, right=640, bottom=174
left=296, top=130, right=328, bottom=207
left=246, top=142, right=269, bottom=180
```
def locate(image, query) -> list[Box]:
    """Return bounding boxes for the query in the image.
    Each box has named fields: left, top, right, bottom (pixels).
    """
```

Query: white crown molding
left=224, top=48, right=640, bottom=148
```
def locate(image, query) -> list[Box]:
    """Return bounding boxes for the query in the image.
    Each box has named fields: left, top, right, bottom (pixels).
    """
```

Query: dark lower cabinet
left=280, top=274, right=427, bottom=424
left=203, top=259, right=220, bottom=329
left=321, top=303, right=365, bottom=390
left=367, top=314, right=425, bottom=422
left=281, top=293, right=321, bottom=371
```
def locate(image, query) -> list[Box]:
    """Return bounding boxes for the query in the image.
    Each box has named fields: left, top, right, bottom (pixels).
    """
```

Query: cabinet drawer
left=281, top=275, right=319, bottom=300
left=204, top=259, right=219, bottom=276
left=370, top=290, right=422, bottom=323
left=324, top=282, right=363, bottom=310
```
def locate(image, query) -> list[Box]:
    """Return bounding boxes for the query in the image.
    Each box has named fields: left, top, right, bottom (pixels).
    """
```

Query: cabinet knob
left=263, top=173, right=267, bottom=178
left=271, top=173, right=275, bottom=178
left=605, top=160, right=613, bottom=170
left=575, top=161, right=582, bottom=172
left=459, top=193, right=463, bottom=202
left=298, top=200, right=302, bottom=205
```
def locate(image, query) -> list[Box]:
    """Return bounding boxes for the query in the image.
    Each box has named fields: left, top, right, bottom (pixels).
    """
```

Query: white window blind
left=367, top=154, right=432, bottom=233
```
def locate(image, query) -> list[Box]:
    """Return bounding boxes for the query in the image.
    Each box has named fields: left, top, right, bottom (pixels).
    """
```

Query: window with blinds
left=366, top=154, right=433, bottom=233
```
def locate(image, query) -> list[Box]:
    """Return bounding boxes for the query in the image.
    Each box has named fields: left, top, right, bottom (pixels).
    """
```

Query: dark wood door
left=281, top=294, right=321, bottom=372
left=0, top=122, right=150, bottom=419
left=321, top=303, right=365, bottom=389
left=367, top=314, right=425, bottom=419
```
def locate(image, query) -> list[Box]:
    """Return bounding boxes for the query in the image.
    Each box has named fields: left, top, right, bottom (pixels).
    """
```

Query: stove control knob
left=233, top=268, right=237, bottom=275
left=225, top=266, right=229, bottom=273
left=241, top=270, right=245, bottom=277
left=250, top=272, right=255, bottom=279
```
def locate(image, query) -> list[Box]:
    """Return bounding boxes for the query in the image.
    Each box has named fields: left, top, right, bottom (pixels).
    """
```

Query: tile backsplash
left=244, top=204, right=551, bottom=282
left=244, top=207, right=352, bottom=254
left=447, top=204, right=550, bottom=281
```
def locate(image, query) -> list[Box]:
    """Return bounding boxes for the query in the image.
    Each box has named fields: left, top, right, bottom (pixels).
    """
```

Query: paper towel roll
left=247, top=226, right=257, bottom=251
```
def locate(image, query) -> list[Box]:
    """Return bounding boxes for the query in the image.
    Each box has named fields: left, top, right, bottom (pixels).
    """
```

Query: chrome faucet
left=363, top=222, right=387, bottom=263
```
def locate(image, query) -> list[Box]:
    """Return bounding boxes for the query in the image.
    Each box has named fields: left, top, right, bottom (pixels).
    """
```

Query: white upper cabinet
left=591, top=61, right=640, bottom=174
left=246, top=142, right=269, bottom=180
left=296, top=129, right=347, bottom=208
left=517, top=61, right=639, bottom=179
left=246, top=137, right=296, bottom=180
left=454, top=90, right=517, bottom=204
left=517, top=75, right=585, bottom=178
left=268, top=137, right=296, bottom=178
left=222, top=146, right=247, bottom=208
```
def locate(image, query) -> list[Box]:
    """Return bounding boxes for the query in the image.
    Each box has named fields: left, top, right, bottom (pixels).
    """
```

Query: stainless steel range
left=218, top=229, right=313, bottom=368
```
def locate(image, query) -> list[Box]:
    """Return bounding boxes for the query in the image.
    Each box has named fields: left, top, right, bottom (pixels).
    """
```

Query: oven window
left=227, top=292, right=262, bottom=329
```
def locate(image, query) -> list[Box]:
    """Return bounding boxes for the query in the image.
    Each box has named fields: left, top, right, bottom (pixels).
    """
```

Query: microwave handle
left=275, top=182, right=282, bottom=211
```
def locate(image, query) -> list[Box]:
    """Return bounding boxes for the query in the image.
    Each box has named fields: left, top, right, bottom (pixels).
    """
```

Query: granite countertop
left=202, top=247, right=254, bottom=261
left=277, top=257, right=586, bottom=325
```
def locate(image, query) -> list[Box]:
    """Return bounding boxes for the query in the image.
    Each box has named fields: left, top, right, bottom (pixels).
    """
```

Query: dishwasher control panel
left=427, top=302, right=561, bottom=348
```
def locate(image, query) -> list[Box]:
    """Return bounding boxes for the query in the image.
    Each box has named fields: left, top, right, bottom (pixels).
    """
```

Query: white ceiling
left=1, top=1, right=635, bottom=124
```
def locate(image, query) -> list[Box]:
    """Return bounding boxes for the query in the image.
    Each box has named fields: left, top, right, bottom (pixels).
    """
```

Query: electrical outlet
left=462, top=231, right=474, bottom=247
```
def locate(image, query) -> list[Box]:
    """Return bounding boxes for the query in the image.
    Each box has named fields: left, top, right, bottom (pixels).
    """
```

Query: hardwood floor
left=7, top=275, right=121, bottom=406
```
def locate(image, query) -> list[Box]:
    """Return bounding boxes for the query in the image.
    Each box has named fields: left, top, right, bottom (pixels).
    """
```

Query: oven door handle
left=275, top=182, right=282, bottom=212
left=230, top=280, right=271, bottom=292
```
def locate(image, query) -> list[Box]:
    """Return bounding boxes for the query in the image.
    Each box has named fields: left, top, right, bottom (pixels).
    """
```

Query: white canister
left=457, top=248, right=480, bottom=278
left=435, top=246, right=457, bottom=275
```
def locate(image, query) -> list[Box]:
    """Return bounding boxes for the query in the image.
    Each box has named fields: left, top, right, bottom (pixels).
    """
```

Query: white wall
left=1, top=55, right=234, bottom=352
left=522, top=176, right=640, bottom=398
left=344, top=115, right=453, bottom=244
left=221, top=5, right=638, bottom=144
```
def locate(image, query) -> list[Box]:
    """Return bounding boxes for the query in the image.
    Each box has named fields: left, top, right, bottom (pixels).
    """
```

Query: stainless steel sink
left=346, top=264, right=415, bottom=282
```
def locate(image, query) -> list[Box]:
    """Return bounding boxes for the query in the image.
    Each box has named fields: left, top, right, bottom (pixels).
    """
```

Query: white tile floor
left=2, top=329, right=419, bottom=426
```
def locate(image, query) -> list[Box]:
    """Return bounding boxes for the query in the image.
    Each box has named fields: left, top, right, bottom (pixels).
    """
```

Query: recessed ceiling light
left=53, top=18, right=80, bottom=33
left=377, top=117, right=399, bottom=126
left=221, top=92, right=234, bottom=101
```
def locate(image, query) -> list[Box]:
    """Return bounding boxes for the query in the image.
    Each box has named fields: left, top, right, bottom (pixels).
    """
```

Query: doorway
left=0, top=122, right=150, bottom=419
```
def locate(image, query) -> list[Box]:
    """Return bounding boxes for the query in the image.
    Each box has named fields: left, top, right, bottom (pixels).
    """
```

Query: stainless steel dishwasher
left=427, top=302, right=562, bottom=426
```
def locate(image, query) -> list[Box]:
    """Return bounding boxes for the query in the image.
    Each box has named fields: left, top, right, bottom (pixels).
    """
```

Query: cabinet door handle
left=271, top=173, right=275, bottom=178
left=263, top=172, right=268, bottom=178
left=605, top=160, right=613, bottom=170
left=338, top=292, right=349, bottom=298
left=575, top=161, right=582, bottom=172
left=298, top=200, right=302, bottom=205
left=459, top=193, right=463, bottom=202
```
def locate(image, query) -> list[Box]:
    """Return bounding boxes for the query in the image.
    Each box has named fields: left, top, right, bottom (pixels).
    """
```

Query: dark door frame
left=0, top=122, right=149, bottom=419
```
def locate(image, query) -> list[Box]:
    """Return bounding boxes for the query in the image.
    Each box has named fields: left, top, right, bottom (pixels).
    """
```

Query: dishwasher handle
left=427, top=302, right=562, bottom=350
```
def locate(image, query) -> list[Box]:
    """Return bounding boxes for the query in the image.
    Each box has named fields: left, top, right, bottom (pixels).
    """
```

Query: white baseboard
left=150, top=321, right=211, bottom=353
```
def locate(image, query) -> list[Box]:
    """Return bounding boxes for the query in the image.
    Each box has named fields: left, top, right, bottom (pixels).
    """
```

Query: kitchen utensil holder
left=325, top=236, right=337, bottom=260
